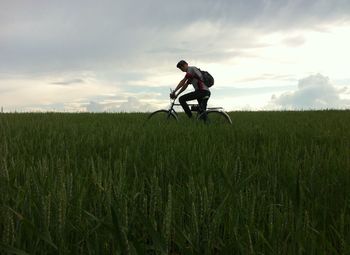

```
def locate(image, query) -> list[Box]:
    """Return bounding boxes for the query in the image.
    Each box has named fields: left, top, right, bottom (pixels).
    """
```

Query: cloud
left=1, top=0, right=350, bottom=75
left=4, top=93, right=162, bottom=113
left=50, top=78, right=85, bottom=85
left=85, top=101, right=106, bottom=112
left=85, top=97, right=158, bottom=113
left=116, top=97, right=157, bottom=112
left=236, top=74, right=296, bottom=83
left=282, top=35, right=306, bottom=47
left=267, top=74, right=350, bottom=109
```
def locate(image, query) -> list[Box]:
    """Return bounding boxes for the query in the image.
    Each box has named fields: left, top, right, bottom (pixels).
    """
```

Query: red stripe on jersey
left=198, top=80, right=205, bottom=90
left=185, top=71, right=206, bottom=90
left=185, top=72, right=194, bottom=79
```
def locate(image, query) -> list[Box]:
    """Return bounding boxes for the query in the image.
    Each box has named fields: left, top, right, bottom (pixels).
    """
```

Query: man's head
left=176, top=60, right=188, bottom=72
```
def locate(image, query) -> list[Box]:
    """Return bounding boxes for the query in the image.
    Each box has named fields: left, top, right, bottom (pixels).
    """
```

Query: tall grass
left=0, top=111, right=350, bottom=254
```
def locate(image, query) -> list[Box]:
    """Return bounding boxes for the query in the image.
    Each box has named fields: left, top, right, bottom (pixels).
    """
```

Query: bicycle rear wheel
left=199, top=110, right=232, bottom=124
left=147, top=110, right=178, bottom=123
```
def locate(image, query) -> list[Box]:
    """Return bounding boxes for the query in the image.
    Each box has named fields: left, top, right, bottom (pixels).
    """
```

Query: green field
left=1, top=111, right=350, bottom=254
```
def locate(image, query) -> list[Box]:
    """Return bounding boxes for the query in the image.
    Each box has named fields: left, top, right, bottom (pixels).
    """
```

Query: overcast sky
left=1, top=0, right=350, bottom=112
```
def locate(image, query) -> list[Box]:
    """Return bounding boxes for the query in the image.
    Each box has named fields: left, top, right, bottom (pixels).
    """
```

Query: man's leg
left=197, top=90, right=211, bottom=121
left=179, top=91, right=198, bottom=118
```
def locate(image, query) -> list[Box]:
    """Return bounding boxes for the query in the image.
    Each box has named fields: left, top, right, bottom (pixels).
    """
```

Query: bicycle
left=147, top=89, right=232, bottom=124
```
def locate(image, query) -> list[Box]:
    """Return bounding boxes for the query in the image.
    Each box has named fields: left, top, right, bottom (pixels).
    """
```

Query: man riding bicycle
left=170, top=60, right=211, bottom=120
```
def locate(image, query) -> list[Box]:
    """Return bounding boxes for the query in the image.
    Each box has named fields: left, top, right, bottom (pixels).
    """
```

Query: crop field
left=0, top=111, right=350, bottom=254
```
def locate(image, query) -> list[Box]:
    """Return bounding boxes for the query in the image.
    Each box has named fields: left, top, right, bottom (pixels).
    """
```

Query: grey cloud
left=268, top=74, right=350, bottom=109
left=282, top=35, right=306, bottom=47
left=86, top=97, right=157, bottom=112
left=237, top=74, right=297, bottom=83
left=1, top=0, right=350, bottom=75
left=50, top=78, right=85, bottom=85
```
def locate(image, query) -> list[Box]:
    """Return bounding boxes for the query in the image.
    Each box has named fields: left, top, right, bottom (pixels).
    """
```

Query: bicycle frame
left=168, top=88, right=209, bottom=113
left=167, top=97, right=205, bottom=117
left=147, top=88, right=232, bottom=124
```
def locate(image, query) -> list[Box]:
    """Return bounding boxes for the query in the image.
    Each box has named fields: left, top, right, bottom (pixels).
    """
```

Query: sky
left=1, top=0, right=350, bottom=112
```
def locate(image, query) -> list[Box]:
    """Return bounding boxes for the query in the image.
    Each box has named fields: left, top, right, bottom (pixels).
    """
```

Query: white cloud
left=85, top=101, right=106, bottom=112
left=85, top=97, right=158, bottom=113
left=267, top=74, right=350, bottom=110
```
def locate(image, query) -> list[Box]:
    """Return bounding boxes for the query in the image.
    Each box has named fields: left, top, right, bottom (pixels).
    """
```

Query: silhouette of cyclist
left=170, top=60, right=210, bottom=120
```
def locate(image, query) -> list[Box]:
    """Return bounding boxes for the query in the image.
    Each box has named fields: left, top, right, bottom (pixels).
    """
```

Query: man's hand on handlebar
left=170, top=91, right=177, bottom=99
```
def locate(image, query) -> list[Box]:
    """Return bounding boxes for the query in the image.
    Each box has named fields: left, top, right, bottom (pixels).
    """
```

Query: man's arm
left=171, top=77, right=187, bottom=98
left=174, top=77, right=187, bottom=94
left=175, top=82, right=188, bottom=97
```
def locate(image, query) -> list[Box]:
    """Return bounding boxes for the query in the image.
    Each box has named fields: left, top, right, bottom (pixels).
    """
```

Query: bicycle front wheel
left=147, top=110, right=178, bottom=123
left=199, top=110, right=232, bottom=124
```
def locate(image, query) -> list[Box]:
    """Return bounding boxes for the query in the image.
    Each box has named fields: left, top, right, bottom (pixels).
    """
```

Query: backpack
left=198, top=68, right=214, bottom=87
